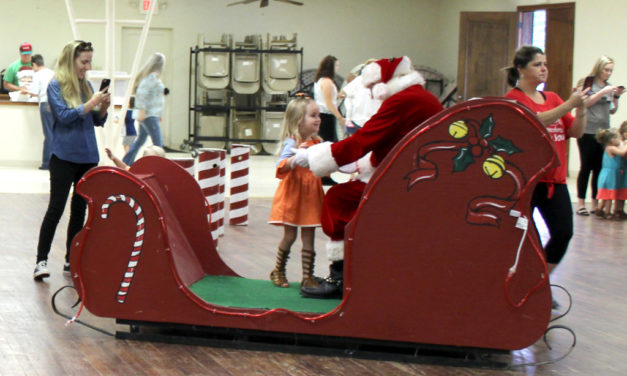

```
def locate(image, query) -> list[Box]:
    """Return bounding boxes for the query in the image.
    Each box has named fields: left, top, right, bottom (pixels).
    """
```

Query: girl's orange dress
left=269, top=138, right=324, bottom=227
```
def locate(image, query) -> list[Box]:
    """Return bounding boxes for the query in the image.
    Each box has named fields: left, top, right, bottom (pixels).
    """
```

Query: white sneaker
left=33, top=260, right=50, bottom=281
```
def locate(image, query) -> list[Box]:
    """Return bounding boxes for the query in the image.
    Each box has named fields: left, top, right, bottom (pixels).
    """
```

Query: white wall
left=433, top=0, right=627, bottom=175
left=3, top=0, right=627, bottom=174
left=1, top=0, right=441, bottom=153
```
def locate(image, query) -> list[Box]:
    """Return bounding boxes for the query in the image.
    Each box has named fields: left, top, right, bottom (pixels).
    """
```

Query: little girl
left=615, top=121, right=627, bottom=218
left=268, top=96, right=324, bottom=288
left=595, top=127, right=627, bottom=219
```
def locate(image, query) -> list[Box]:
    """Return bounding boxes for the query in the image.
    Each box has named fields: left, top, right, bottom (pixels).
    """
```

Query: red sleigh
left=71, top=98, right=558, bottom=354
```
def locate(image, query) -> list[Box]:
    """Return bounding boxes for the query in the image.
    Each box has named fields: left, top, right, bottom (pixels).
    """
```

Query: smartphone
left=583, top=76, right=594, bottom=89
left=99, top=78, right=111, bottom=92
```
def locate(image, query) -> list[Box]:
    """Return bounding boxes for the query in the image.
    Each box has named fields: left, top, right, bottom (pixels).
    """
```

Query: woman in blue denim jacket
left=34, top=40, right=111, bottom=280
left=122, top=53, right=166, bottom=166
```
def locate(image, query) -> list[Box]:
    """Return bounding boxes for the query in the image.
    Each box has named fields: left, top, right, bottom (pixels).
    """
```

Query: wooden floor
left=2, top=192, right=626, bottom=375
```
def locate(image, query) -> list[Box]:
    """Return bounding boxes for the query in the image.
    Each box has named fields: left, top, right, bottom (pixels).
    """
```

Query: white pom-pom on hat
left=361, top=56, right=423, bottom=99
left=362, top=56, right=413, bottom=87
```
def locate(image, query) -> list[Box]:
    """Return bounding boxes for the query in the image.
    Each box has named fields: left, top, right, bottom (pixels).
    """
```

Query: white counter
left=0, top=101, right=44, bottom=166
left=0, top=100, right=132, bottom=167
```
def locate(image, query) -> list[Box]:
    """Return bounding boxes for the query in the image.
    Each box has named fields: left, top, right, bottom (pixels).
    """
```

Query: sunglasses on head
left=76, top=41, right=93, bottom=52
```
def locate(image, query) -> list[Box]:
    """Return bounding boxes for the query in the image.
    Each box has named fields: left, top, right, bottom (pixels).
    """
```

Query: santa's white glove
left=338, top=161, right=358, bottom=174
left=291, top=148, right=309, bottom=168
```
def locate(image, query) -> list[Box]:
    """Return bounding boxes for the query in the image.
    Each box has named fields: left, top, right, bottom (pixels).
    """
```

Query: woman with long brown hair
left=313, top=55, right=344, bottom=185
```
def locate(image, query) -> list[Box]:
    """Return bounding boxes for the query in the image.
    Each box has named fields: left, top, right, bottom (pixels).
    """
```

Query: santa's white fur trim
left=327, top=240, right=344, bottom=262
left=374, top=71, right=425, bottom=100
left=361, top=61, right=381, bottom=88
left=356, top=152, right=376, bottom=183
left=395, top=56, right=413, bottom=76
left=371, top=82, right=388, bottom=100
left=307, top=141, right=338, bottom=177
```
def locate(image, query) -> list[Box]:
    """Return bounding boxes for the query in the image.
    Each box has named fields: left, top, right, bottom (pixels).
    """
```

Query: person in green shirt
left=3, top=42, right=32, bottom=92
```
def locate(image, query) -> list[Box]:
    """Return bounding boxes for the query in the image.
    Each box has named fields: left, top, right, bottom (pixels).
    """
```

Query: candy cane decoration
left=229, top=144, right=250, bottom=225
left=101, top=194, right=144, bottom=304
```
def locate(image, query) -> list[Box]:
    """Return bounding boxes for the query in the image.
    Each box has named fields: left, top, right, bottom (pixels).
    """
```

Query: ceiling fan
left=227, top=0, right=303, bottom=7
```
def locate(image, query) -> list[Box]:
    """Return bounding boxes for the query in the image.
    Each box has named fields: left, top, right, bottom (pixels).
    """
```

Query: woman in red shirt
left=504, top=46, right=587, bottom=281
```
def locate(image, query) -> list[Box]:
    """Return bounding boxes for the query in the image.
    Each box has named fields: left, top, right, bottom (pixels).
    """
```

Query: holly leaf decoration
left=489, top=136, right=522, bottom=155
left=479, top=114, right=495, bottom=139
left=453, top=147, right=475, bottom=172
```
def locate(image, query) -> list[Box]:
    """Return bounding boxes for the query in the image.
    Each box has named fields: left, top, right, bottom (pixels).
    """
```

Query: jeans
left=39, top=102, right=55, bottom=168
left=36, top=155, right=96, bottom=263
left=122, top=116, right=163, bottom=166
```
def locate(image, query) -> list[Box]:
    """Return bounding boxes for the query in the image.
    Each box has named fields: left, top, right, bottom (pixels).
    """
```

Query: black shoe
left=38, top=165, right=49, bottom=170
left=301, top=260, right=343, bottom=298
left=321, top=176, right=338, bottom=186
left=301, top=276, right=342, bottom=299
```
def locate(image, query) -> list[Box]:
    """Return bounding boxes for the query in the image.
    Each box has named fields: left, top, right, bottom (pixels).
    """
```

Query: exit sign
left=139, top=0, right=159, bottom=14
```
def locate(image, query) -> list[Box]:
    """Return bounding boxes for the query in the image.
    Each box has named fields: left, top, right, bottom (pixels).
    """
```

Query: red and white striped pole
left=171, top=157, right=195, bottom=177
left=217, top=149, right=226, bottom=236
left=229, top=144, right=250, bottom=225
left=197, top=149, right=224, bottom=245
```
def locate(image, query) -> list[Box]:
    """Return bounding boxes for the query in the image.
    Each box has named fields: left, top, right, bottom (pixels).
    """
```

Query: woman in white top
left=313, top=55, right=345, bottom=143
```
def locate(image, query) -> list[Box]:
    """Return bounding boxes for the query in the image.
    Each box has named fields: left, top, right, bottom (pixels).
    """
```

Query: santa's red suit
left=304, top=57, right=443, bottom=262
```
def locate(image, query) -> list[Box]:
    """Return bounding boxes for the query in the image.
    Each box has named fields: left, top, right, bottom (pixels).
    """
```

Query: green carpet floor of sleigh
left=189, top=275, right=341, bottom=313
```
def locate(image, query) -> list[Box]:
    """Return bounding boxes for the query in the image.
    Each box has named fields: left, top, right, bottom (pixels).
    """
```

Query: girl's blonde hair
left=54, top=40, right=94, bottom=108
left=619, top=121, right=627, bottom=139
left=278, top=96, right=320, bottom=151
left=143, top=145, right=165, bottom=157
left=132, top=52, right=165, bottom=95
left=589, top=55, right=615, bottom=81
left=596, top=128, right=619, bottom=145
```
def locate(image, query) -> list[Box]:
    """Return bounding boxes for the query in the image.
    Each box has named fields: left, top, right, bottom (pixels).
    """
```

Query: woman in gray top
left=575, top=55, right=624, bottom=215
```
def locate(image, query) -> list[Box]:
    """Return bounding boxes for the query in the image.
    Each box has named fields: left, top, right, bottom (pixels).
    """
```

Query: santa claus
left=293, top=56, right=443, bottom=298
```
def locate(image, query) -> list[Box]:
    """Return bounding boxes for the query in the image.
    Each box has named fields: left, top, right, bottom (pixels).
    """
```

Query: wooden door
left=456, top=12, right=517, bottom=101
left=519, top=3, right=575, bottom=100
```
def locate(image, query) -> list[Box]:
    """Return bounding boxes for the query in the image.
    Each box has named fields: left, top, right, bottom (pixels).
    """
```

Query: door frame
left=456, top=11, right=517, bottom=101
left=517, top=2, right=576, bottom=100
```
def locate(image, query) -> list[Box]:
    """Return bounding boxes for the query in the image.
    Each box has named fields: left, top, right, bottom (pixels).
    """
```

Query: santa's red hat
left=361, top=56, right=424, bottom=100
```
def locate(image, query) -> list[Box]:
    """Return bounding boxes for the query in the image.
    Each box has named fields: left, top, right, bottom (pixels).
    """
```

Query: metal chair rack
left=184, top=42, right=303, bottom=156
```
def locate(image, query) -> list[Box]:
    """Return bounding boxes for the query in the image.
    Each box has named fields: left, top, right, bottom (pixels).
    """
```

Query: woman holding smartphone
left=575, top=55, right=625, bottom=216
left=504, top=46, right=587, bottom=292
left=34, top=40, right=110, bottom=280
left=122, top=52, right=166, bottom=166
